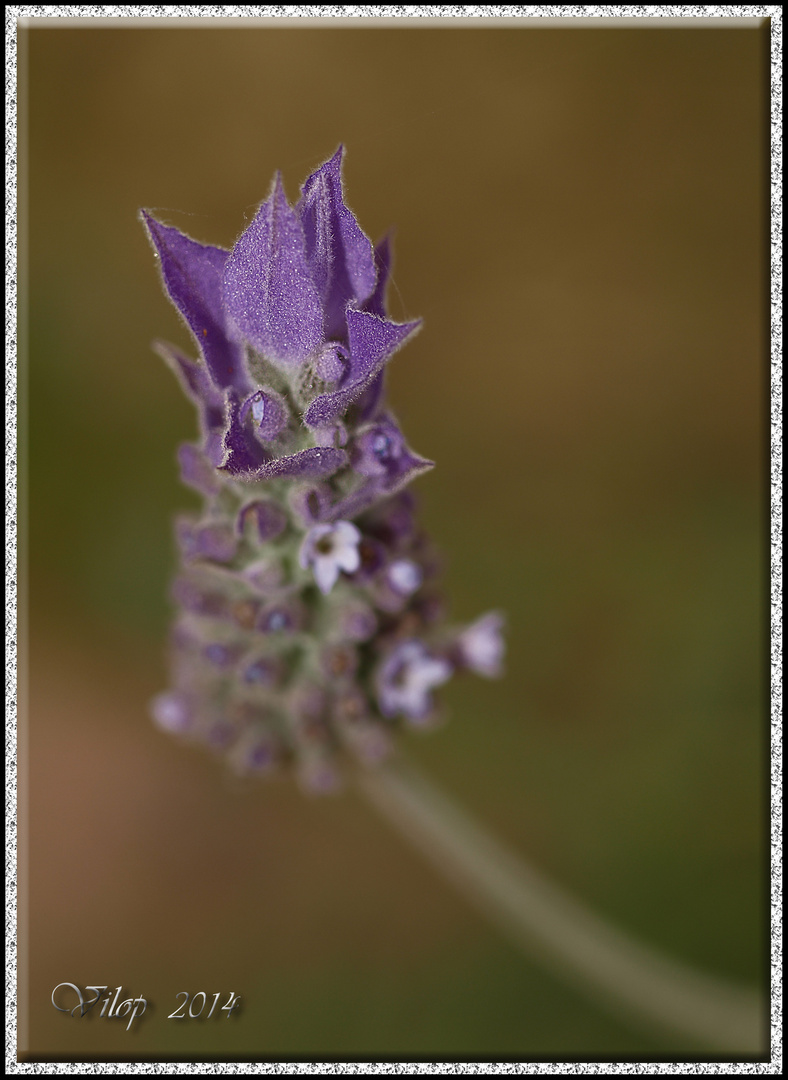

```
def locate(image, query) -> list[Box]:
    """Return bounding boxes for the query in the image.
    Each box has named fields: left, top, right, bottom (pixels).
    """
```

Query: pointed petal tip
left=321, top=144, right=345, bottom=174
left=375, top=230, right=394, bottom=255
left=271, top=169, right=287, bottom=199
left=139, top=208, right=164, bottom=246
left=139, top=208, right=162, bottom=230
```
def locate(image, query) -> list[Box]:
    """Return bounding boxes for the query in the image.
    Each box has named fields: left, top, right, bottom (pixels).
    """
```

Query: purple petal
left=220, top=390, right=347, bottom=482
left=223, top=173, right=323, bottom=367
left=383, top=449, right=434, bottom=495
left=352, top=417, right=404, bottom=478
left=240, top=447, right=347, bottom=483
left=238, top=389, right=289, bottom=442
left=154, top=341, right=226, bottom=448
left=355, top=371, right=386, bottom=423
left=304, top=308, right=420, bottom=428
left=297, top=146, right=377, bottom=339
left=346, top=308, right=421, bottom=384
left=141, top=212, right=247, bottom=390
left=326, top=478, right=385, bottom=521
left=177, top=442, right=220, bottom=497
left=328, top=448, right=433, bottom=520
left=219, top=391, right=267, bottom=476
left=351, top=417, right=434, bottom=492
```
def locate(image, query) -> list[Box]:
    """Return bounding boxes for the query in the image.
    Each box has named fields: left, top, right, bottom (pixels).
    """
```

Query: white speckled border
left=5, top=5, right=782, bottom=1074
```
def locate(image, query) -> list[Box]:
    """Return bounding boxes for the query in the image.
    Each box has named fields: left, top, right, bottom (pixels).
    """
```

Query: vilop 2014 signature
left=51, top=984, right=241, bottom=1031
left=51, top=985, right=149, bottom=1031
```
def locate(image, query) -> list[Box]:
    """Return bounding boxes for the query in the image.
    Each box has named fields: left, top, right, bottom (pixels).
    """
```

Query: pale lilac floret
left=457, top=612, right=505, bottom=677
left=387, top=559, right=423, bottom=596
left=299, top=521, right=361, bottom=594
left=150, top=691, right=193, bottom=734
left=377, top=641, right=452, bottom=722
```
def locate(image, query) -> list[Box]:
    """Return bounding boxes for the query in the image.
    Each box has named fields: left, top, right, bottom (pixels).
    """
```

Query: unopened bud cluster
left=143, top=148, right=504, bottom=793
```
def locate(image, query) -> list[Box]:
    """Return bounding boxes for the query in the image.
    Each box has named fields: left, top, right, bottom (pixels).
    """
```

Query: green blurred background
left=20, top=19, right=767, bottom=1060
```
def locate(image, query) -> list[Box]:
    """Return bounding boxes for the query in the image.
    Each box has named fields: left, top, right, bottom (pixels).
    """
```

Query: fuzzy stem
left=357, top=758, right=765, bottom=1054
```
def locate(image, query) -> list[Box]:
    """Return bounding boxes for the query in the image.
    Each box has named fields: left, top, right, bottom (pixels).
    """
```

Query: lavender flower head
left=142, top=147, right=505, bottom=792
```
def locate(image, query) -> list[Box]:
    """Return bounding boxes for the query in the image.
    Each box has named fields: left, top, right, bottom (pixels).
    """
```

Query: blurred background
left=19, top=19, right=767, bottom=1060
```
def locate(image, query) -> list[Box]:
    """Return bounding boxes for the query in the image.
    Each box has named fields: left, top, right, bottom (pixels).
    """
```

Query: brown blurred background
left=19, top=19, right=767, bottom=1060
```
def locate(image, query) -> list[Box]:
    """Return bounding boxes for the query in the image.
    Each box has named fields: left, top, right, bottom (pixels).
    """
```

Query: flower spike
left=143, top=149, right=504, bottom=793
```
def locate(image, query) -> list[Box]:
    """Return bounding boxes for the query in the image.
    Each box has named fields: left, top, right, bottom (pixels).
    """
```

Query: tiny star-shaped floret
left=457, top=612, right=505, bottom=677
left=299, top=521, right=362, bottom=594
left=377, top=640, right=452, bottom=722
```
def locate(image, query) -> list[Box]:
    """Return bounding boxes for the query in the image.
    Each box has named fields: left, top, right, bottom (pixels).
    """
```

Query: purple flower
left=144, top=148, right=504, bottom=792
left=299, top=521, right=361, bottom=594
left=377, top=641, right=453, bottom=723
left=457, top=613, right=506, bottom=677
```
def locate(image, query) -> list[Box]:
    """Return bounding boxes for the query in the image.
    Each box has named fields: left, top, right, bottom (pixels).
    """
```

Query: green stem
left=357, top=758, right=765, bottom=1054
